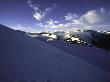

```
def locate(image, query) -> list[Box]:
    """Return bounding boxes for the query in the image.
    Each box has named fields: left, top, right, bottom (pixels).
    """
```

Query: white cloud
left=44, top=19, right=59, bottom=29
left=64, top=13, right=85, bottom=25
left=81, top=10, right=101, bottom=24
left=43, top=19, right=83, bottom=31
left=46, top=19, right=59, bottom=25
left=33, top=11, right=45, bottom=21
left=27, top=0, right=56, bottom=21
left=65, top=8, right=110, bottom=25
left=35, top=23, right=43, bottom=28
left=65, top=13, right=79, bottom=21
left=63, top=8, right=110, bottom=30
left=33, top=8, right=52, bottom=21
left=80, top=8, right=110, bottom=24
left=12, top=25, right=39, bottom=33
left=22, top=6, right=110, bottom=32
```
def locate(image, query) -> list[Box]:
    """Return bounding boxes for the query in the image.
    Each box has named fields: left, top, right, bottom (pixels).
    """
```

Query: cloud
left=35, top=23, right=43, bottom=28
left=27, top=0, right=56, bottom=21
left=81, top=10, right=101, bottom=24
left=33, top=11, right=46, bottom=21
left=81, top=8, right=110, bottom=24
left=63, top=8, right=110, bottom=30
left=64, top=13, right=85, bottom=26
left=33, top=8, right=110, bottom=31
left=65, top=8, right=110, bottom=25
left=43, top=8, right=108, bottom=31
left=65, top=13, right=79, bottom=21
left=12, top=24, right=40, bottom=33
left=44, top=19, right=59, bottom=29
left=43, top=19, right=82, bottom=31
left=22, top=6, right=110, bottom=32
left=46, top=19, right=59, bottom=25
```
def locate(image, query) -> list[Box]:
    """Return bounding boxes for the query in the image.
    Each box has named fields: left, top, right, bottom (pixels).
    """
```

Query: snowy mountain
left=36, top=30, right=110, bottom=50
left=0, top=24, right=110, bottom=81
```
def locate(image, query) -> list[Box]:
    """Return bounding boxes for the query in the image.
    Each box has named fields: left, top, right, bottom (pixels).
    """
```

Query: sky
left=0, top=0, right=110, bottom=32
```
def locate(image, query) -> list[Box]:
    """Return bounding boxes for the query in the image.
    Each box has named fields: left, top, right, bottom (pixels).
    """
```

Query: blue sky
left=0, top=0, right=110, bottom=32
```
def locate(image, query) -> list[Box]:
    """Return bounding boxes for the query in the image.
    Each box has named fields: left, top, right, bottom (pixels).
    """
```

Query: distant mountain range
left=27, top=29, right=110, bottom=51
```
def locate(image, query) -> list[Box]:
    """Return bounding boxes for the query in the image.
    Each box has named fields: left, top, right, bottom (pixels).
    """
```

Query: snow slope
left=42, top=39, right=110, bottom=72
left=0, top=24, right=110, bottom=81
left=36, top=31, right=110, bottom=72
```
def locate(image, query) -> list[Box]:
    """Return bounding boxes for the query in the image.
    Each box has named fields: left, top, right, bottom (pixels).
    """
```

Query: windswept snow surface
left=41, top=39, right=110, bottom=72
left=0, top=24, right=110, bottom=81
